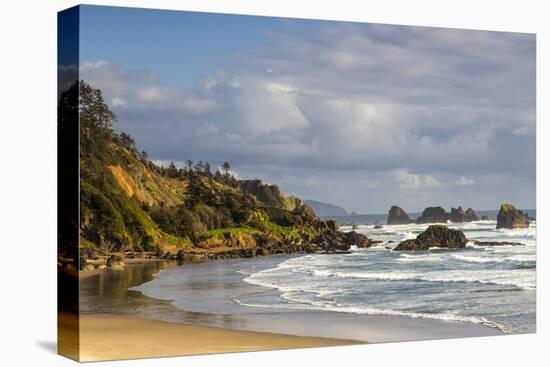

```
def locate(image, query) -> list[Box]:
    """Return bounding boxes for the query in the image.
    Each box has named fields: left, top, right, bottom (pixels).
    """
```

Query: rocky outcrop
left=394, top=225, right=467, bottom=251
left=465, top=208, right=480, bottom=222
left=394, top=224, right=527, bottom=251
left=326, top=219, right=339, bottom=231
left=449, top=207, right=466, bottom=222
left=387, top=206, right=410, bottom=225
left=342, top=231, right=371, bottom=248
left=449, top=207, right=479, bottom=222
left=416, top=207, right=449, bottom=224
left=106, top=254, right=125, bottom=270
left=496, top=204, right=529, bottom=229
left=314, top=230, right=371, bottom=252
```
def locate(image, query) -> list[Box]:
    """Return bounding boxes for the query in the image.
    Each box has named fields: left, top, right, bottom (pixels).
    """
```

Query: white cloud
left=111, top=96, right=127, bottom=107
left=456, top=176, right=475, bottom=186
left=136, top=86, right=164, bottom=102
left=396, top=170, right=442, bottom=191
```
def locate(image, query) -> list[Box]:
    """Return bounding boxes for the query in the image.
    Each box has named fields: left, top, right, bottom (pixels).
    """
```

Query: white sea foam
left=245, top=266, right=535, bottom=291
left=232, top=295, right=509, bottom=333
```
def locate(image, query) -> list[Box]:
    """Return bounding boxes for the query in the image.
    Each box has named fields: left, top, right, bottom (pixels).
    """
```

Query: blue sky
left=77, top=5, right=536, bottom=213
left=80, top=5, right=318, bottom=86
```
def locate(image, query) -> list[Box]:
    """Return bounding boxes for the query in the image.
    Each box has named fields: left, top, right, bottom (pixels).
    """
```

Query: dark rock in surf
left=394, top=225, right=467, bottom=251
left=496, top=204, right=529, bottom=229
left=387, top=206, right=411, bottom=225
left=314, top=230, right=371, bottom=252
left=344, top=231, right=371, bottom=248
left=465, top=208, right=480, bottom=222
left=449, top=207, right=466, bottom=222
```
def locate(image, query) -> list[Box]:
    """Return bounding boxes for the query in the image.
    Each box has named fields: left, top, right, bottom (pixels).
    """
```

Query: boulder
left=416, top=206, right=449, bottom=224
left=80, top=248, right=99, bottom=260
left=314, top=231, right=348, bottom=252
left=242, top=248, right=257, bottom=258
left=343, top=231, right=371, bottom=248
left=374, top=225, right=383, bottom=229
left=257, top=247, right=270, bottom=256
left=107, top=254, right=125, bottom=269
left=496, top=204, right=529, bottom=229
left=394, top=225, right=467, bottom=251
left=387, top=206, right=411, bottom=225
left=464, top=208, right=480, bottom=222
left=176, top=249, right=186, bottom=261
left=83, top=264, right=95, bottom=271
left=326, top=219, right=339, bottom=231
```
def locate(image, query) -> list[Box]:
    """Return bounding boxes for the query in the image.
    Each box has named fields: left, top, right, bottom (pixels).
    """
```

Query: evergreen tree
left=168, top=161, right=178, bottom=178
left=222, top=162, right=231, bottom=181
left=186, top=159, right=194, bottom=176
left=204, top=162, right=213, bottom=178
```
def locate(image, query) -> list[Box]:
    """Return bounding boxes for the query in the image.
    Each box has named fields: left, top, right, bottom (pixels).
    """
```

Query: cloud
left=456, top=176, right=475, bottom=186
left=396, top=170, right=442, bottom=191
left=79, top=23, right=535, bottom=212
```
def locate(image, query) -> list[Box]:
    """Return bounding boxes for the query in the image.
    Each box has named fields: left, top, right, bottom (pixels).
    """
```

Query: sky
left=78, top=5, right=536, bottom=214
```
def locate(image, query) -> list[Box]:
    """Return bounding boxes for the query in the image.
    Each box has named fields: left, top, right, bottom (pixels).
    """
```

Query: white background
left=0, top=0, right=547, bottom=365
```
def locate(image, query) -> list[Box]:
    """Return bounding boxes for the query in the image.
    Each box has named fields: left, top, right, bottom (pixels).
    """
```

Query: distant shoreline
left=321, top=208, right=537, bottom=218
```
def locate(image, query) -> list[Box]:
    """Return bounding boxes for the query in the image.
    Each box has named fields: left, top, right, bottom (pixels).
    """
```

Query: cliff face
left=238, top=179, right=302, bottom=211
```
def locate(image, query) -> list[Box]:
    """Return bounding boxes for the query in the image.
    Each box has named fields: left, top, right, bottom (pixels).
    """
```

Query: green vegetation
left=68, top=81, right=324, bottom=254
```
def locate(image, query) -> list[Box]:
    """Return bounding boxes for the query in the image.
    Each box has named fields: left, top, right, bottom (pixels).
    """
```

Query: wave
left=452, top=254, right=501, bottom=263
left=245, top=266, right=535, bottom=291
left=395, top=253, right=444, bottom=262
left=232, top=295, right=509, bottom=333
left=452, top=254, right=536, bottom=266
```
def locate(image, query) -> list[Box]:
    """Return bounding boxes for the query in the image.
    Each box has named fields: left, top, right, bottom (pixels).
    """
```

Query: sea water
left=132, top=217, right=536, bottom=335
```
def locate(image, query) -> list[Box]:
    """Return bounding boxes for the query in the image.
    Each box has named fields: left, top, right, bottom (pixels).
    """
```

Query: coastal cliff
left=62, top=81, right=369, bottom=271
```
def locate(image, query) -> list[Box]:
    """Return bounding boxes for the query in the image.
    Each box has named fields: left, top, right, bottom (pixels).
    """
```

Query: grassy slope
left=80, top=143, right=321, bottom=255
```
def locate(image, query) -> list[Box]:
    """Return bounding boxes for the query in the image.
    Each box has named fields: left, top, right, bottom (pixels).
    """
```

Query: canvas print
left=57, top=5, right=536, bottom=362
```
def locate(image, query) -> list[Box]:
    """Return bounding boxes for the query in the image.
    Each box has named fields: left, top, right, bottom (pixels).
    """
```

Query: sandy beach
left=72, top=314, right=359, bottom=362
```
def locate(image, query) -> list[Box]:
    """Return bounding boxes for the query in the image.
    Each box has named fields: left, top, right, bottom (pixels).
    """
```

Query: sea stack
left=464, top=208, right=480, bottom=222
left=416, top=206, right=449, bottom=224
left=449, top=207, right=466, bottom=222
left=449, top=207, right=479, bottom=222
left=387, top=206, right=411, bottom=225
left=394, top=225, right=467, bottom=251
left=496, top=204, right=529, bottom=229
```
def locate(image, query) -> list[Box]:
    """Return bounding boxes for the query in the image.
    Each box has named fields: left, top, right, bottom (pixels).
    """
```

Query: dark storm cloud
left=81, top=23, right=535, bottom=213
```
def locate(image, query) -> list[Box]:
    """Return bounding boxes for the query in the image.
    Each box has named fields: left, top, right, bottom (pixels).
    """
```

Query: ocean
left=131, top=214, right=536, bottom=336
